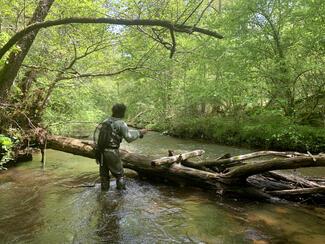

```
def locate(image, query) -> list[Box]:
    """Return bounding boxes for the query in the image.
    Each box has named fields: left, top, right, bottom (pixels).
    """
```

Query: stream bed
left=0, top=131, right=324, bottom=243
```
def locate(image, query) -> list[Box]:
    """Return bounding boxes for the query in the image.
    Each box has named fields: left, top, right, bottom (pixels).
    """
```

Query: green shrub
left=166, top=114, right=325, bottom=153
left=0, top=134, right=15, bottom=170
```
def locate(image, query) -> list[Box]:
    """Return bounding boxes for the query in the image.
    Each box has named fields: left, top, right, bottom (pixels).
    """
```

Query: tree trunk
left=0, top=0, right=55, bottom=99
left=47, top=135, right=325, bottom=203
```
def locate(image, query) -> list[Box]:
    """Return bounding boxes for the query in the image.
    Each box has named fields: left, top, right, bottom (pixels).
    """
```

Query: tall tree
left=0, top=0, right=55, bottom=99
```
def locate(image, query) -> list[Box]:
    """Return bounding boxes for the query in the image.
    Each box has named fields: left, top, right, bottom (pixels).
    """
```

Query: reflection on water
left=0, top=131, right=324, bottom=243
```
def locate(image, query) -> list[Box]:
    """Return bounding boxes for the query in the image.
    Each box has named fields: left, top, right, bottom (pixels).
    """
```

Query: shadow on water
left=76, top=179, right=253, bottom=244
left=0, top=131, right=325, bottom=243
left=95, top=191, right=122, bottom=242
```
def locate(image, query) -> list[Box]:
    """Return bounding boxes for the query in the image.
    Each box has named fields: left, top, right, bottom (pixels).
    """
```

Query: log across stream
left=47, top=135, right=325, bottom=204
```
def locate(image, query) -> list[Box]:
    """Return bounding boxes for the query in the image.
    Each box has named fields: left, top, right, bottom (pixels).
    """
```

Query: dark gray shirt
left=105, top=117, right=140, bottom=148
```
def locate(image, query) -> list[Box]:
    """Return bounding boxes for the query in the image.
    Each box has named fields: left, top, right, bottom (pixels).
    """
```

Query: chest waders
left=95, top=119, right=126, bottom=191
left=100, top=148, right=126, bottom=191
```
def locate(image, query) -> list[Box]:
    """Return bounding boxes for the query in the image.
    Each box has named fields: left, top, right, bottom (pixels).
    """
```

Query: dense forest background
left=0, top=0, right=324, bottom=152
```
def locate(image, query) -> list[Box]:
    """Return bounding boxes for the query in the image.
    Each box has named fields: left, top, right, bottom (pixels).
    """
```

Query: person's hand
left=139, top=129, right=148, bottom=137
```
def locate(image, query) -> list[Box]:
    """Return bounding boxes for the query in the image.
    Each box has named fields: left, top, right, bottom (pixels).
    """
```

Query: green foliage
left=1, top=0, right=324, bottom=153
left=0, top=134, right=15, bottom=170
left=0, top=32, right=10, bottom=66
left=167, top=114, right=325, bottom=153
left=43, top=80, right=111, bottom=135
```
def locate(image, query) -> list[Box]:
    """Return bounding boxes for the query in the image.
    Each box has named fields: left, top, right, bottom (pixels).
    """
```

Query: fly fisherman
left=95, top=103, right=147, bottom=191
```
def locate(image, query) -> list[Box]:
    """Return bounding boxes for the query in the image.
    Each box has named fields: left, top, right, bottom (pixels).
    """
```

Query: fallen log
left=222, top=156, right=325, bottom=182
left=47, top=135, right=325, bottom=203
left=183, top=153, right=233, bottom=173
left=199, top=151, right=309, bottom=167
left=267, top=187, right=325, bottom=196
left=181, top=159, right=216, bottom=173
left=247, top=174, right=296, bottom=191
left=151, top=150, right=205, bottom=167
left=263, top=171, right=321, bottom=188
left=48, top=135, right=218, bottom=187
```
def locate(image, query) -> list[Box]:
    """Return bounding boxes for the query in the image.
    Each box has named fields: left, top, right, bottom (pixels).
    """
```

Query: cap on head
left=112, top=103, right=127, bottom=118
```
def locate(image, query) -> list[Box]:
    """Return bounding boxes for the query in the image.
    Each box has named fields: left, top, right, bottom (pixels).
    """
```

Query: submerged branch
left=267, top=187, right=325, bottom=196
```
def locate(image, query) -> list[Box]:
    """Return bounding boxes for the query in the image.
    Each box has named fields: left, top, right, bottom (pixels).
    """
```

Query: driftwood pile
left=48, top=135, right=325, bottom=204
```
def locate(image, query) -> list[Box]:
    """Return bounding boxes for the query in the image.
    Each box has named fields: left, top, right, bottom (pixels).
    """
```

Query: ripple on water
left=0, top=132, right=325, bottom=243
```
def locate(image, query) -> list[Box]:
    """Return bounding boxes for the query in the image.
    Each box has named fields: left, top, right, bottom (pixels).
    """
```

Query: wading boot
left=101, top=177, right=110, bottom=191
left=116, top=177, right=126, bottom=190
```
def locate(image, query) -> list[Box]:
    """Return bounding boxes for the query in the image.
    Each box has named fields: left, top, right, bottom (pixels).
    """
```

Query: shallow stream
left=0, top=131, right=324, bottom=243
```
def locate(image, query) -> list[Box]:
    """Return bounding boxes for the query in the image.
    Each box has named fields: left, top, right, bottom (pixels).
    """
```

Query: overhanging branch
left=0, top=17, right=223, bottom=60
left=58, top=66, right=139, bottom=81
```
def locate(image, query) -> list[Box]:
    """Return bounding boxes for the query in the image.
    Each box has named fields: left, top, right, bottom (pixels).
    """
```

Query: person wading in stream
left=94, top=103, right=147, bottom=191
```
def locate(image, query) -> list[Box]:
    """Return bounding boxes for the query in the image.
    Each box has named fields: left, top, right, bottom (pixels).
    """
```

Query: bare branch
left=193, top=0, right=214, bottom=27
left=181, top=0, right=204, bottom=25
left=136, top=27, right=172, bottom=50
left=40, top=64, right=141, bottom=111
left=21, top=64, right=66, bottom=74
left=152, top=28, right=173, bottom=50
left=169, top=28, right=176, bottom=58
left=58, top=66, right=140, bottom=81
left=267, top=187, right=325, bottom=196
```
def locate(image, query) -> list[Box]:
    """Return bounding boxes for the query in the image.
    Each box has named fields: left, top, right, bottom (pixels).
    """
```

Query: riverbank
left=43, top=114, right=324, bottom=154
left=147, top=116, right=325, bottom=154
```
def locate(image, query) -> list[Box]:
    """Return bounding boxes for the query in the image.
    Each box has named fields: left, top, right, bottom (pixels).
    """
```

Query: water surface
left=0, top=131, right=324, bottom=243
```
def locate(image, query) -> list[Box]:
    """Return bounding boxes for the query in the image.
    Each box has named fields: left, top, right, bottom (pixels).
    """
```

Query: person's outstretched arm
left=119, top=121, right=146, bottom=143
